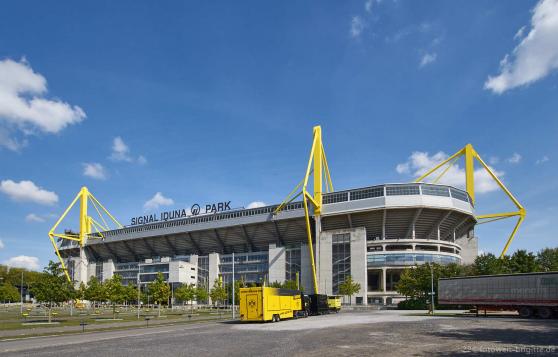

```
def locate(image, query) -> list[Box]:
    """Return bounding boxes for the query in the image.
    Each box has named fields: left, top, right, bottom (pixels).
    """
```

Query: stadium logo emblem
left=191, top=204, right=201, bottom=216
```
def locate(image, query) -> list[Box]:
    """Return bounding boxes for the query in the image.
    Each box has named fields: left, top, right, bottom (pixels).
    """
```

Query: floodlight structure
left=274, top=125, right=333, bottom=294
left=414, top=144, right=526, bottom=257
left=49, top=187, right=123, bottom=282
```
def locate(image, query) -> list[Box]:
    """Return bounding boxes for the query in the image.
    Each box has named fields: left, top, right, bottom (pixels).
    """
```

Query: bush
left=397, top=299, right=427, bottom=310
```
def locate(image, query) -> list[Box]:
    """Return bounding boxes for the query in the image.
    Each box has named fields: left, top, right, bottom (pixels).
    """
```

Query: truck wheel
left=272, top=315, right=277, bottom=322
left=537, top=307, right=552, bottom=319
left=518, top=307, right=533, bottom=318
left=276, top=315, right=281, bottom=322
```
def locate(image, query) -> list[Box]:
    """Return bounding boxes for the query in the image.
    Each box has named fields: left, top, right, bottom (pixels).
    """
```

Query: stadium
left=53, top=126, right=523, bottom=305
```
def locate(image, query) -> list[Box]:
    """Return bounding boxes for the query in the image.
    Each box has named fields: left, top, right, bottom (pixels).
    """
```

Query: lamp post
left=20, top=271, right=24, bottom=314
left=429, top=264, right=435, bottom=315
left=232, top=251, right=235, bottom=320
left=137, top=274, right=140, bottom=319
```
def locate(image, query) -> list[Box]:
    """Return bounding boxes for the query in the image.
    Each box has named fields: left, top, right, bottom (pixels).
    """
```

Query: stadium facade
left=58, top=182, right=477, bottom=305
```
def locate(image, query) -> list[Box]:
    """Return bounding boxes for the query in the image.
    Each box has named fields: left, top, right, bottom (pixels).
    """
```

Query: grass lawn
left=0, top=305, right=232, bottom=331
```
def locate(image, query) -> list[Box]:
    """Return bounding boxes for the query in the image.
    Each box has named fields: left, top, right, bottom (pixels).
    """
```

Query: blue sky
left=0, top=0, right=557, bottom=270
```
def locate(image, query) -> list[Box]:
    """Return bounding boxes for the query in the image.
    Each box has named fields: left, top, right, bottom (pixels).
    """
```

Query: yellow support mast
left=414, top=144, right=526, bottom=257
left=275, top=125, right=333, bottom=294
left=49, top=187, right=123, bottom=282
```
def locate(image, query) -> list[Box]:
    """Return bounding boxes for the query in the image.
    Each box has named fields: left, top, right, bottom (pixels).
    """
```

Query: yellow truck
left=327, top=295, right=341, bottom=313
left=239, top=287, right=306, bottom=322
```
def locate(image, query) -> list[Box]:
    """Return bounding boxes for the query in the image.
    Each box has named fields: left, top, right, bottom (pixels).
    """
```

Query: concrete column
left=268, top=244, right=286, bottom=284
left=300, top=244, right=315, bottom=294
left=208, top=252, right=220, bottom=303
left=382, top=268, right=387, bottom=293
left=349, top=227, right=367, bottom=305
left=102, top=260, right=115, bottom=282
left=317, top=229, right=333, bottom=296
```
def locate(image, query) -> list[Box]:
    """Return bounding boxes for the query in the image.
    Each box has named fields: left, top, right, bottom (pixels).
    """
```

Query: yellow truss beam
left=48, top=186, right=122, bottom=282
left=274, top=125, right=333, bottom=294
left=414, top=144, right=526, bottom=257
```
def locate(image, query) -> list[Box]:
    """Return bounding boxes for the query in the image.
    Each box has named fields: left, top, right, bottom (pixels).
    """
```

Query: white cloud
left=485, top=0, right=558, bottom=93
left=0, top=58, right=85, bottom=145
left=536, top=155, right=550, bottom=164
left=0, top=239, right=4, bottom=249
left=247, top=201, right=267, bottom=209
left=82, top=162, right=107, bottom=180
left=365, top=0, right=374, bottom=13
left=110, top=136, right=146, bottom=164
left=110, top=136, right=132, bottom=162
left=0, top=180, right=58, bottom=205
left=506, top=153, right=522, bottom=164
left=420, top=52, right=437, bottom=67
left=144, top=192, right=174, bottom=211
left=137, top=155, right=147, bottom=165
left=396, top=151, right=504, bottom=194
left=4, top=255, right=40, bottom=270
left=395, top=162, right=410, bottom=174
left=0, top=128, right=28, bottom=151
left=350, top=16, right=365, bottom=38
left=489, top=156, right=500, bottom=165
left=25, top=213, right=45, bottom=223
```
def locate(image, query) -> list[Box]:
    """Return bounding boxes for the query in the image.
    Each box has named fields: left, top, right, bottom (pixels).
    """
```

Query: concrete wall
left=317, top=231, right=333, bottom=296
left=456, top=234, right=478, bottom=265
left=102, top=260, right=115, bottom=282
left=170, top=261, right=197, bottom=285
left=268, top=244, right=286, bottom=284
left=208, top=252, right=220, bottom=303
left=300, top=244, right=315, bottom=294
left=349, top=227, right=367, bottom=305
left=318, top=227, right=367, bottom=305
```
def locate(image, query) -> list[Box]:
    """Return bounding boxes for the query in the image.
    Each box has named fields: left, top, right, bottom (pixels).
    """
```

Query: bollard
left=145, top=316, right=151, bottom=327
left=80, top=320, right=87, bottom=333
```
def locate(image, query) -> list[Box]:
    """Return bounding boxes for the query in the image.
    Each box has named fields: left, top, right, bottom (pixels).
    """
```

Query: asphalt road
left=0, top=311, right=557, bottom=356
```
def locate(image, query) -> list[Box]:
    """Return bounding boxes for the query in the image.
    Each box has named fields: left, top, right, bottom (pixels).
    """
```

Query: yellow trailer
left=239, top=287, right=305, bottom=322
left=327, top=295, right=341, bottom=313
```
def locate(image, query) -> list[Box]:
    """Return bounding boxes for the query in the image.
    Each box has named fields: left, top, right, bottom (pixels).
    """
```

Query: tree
left=85, top=276, right=106, bottom=308
left=105, top=274, right=126, bottom=319
left=195, top=285, right=209, bottom=304
left=209, top=278, right=227, bottom=306
left=77, top=282, right=87, bottom=301
left=472, top=253, right=510, bottom=275
left=148, top=272, right=170, bottom=317
left=31, top=261, right=74, bottom=323
left=508, top=250, right=539, bottom=273
left=124, top=283, right=138, bottom=305
left=175, top=284, right=196, bottom=310
left=338, top=275, right=361, bottom=305
left=0, top=283, right=19, bottom=302
left=537, top=248, right=558, bottom=272
left=396, top=263, right=466, bottom=306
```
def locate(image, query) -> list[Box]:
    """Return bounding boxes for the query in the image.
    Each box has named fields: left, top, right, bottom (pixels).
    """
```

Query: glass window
left=350, top=187, right=384, bottom=200
left=332, top=233, right=351, bottom=295
left=421, top=185, right=450, bottom=197
left=386, top=185, right=420, bottom=196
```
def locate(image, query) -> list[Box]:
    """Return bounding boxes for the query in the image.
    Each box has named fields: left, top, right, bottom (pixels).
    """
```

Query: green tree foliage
left=508, top=250, right=538, bottom=273
left=85, top=276, right=107, bottom=307
left=31, top=261, right=75, bottom=323
left=0, top=265, right=43, bottom=287
left=396, top=263, right=465, bottom=304
left=209, top=278, right=227, bottom=306
left=104, top=274, right=126, bottom=318
left=175, top=283, right=196, bottom=309
left=195, top=285, right=209, bottom=304
left=536, top=248, right=558, bottom=272
left=338, top=275, right=361, bottom=305
left=472, top=253, right=510, bottom=275
left=124, top=283, right=138, bottom=304
left=148, top=272, right=170, bottom=316
left=0, top=283, right=20, bottom=302
left=77, top=282, right=87, bottom=301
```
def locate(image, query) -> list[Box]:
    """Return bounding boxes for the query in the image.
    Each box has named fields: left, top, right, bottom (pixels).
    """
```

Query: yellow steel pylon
left=48, top=187, right=122, bottom=282
left=414, top=144, right=526, bottom=257
left=275, top=126, right=333, bottom=294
